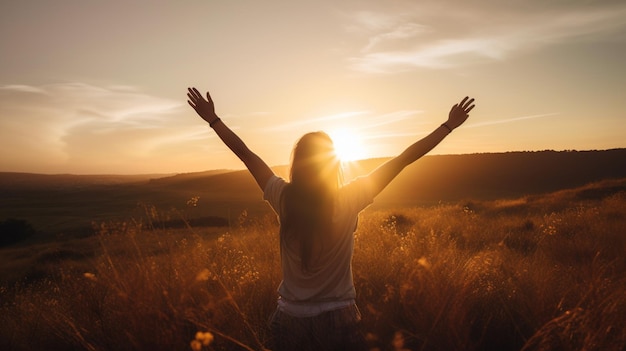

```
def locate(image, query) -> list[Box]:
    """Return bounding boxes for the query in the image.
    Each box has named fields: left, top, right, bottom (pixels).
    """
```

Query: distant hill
left=1, top=149, right=625, bottom=236
left=0, top=172, right=170, bottom=190
left=370, top=148, right=626, bottom=208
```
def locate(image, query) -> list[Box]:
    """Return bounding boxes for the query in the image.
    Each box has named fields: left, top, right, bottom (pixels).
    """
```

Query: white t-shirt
left=263, top=175, right=374, bottom=305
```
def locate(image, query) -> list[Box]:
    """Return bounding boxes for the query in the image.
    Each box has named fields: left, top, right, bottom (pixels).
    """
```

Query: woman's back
left=264, top=175, right=375, bottom=304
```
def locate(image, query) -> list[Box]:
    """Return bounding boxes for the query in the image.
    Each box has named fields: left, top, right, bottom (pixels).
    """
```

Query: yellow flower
left=193, top=331, right=214, bottom=347
left=200, top=332, right=214, bottom=346
left=195, top=269, right=211, bottom=282
left=190, top=339, right=202, bottom=351
left=417, top=257, right=431, bottom=269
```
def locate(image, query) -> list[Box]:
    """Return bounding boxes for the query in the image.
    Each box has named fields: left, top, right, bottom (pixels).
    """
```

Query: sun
left=328, top=128, right=368, bottom=162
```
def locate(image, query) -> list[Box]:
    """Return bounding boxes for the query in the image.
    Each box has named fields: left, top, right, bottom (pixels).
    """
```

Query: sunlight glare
left=329, top=128, right=368, bottom=162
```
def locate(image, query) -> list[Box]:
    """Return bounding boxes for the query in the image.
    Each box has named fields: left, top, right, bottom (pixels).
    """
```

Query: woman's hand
left=187, top=87, right=219, bottom=124
left=446, top=96, right=475, bottom=130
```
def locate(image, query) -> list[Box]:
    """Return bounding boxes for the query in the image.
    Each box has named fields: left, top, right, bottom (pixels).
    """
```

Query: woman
left=187, top=87, right=475, bottom=351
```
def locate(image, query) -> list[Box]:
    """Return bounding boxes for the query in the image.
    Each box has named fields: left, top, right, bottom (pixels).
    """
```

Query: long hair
left=280, top=132, right=342, bottom=273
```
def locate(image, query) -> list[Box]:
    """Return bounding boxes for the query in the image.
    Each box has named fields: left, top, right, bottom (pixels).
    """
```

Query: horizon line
left=1, top=147, right=624, bottom=177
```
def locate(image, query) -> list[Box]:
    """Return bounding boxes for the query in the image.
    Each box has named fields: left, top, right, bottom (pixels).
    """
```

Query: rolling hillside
left=1, top=149, right=625, bottom=237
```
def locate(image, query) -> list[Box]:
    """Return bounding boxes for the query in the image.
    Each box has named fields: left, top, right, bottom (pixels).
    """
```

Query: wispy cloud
left=362, top=22, right=431, bottom=53
left=347, top=3, right=626, bottom=73
left=0, top=83, right=196, bottom=173
left=362, top=131, right=428, bottom=140
left=0, top=85, right=48, bottom=94
left=358, top=110, right=423, bottom=130
left=264, top=110, right=370, bottom=131
left=264, top=109, right=424, bottom=140
left=467, top=113, right=560, bottom=128
left=352, top=110, right=432, bottom=143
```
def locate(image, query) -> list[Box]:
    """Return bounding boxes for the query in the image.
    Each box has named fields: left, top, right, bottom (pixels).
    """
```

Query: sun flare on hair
left=329, top=128, right=369, bottom=162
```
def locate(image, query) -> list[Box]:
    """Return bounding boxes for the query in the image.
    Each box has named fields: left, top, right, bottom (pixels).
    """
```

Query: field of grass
left=1, top=178, right=625, bottom=350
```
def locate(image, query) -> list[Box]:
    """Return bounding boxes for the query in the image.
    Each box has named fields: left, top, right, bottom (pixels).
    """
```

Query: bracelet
left=209, top=118, right=221, bottom=127
left=441, top=123, right=452, bottom=133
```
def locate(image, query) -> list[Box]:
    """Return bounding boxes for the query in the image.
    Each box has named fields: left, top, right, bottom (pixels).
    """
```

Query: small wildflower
left=193, top=331, right=214, bottom=347
left=83, top=272, right=97, bottom=281
left=195, top=269, right=211, bottom=282
left=190, top=339, right=202, bottom=351
left=417, top=257, right=431, bottom=269
left=187, top=196, right=200, bottom=207
left=199, top=332, right=214, bottom=346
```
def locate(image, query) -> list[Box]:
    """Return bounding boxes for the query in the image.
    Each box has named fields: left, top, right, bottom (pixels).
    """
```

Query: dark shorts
left=268, top=304, right=368, bottom=351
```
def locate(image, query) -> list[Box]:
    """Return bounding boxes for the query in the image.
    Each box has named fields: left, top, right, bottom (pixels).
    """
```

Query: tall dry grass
left=352, top=184, right=626, bottom=351
left=0, top=213, right=281, bottom=351
left=1, top=181, right=625, bottom=350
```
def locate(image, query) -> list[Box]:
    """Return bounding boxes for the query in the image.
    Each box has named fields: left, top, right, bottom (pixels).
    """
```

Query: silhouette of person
left=187, top=87, right=475, bottom=351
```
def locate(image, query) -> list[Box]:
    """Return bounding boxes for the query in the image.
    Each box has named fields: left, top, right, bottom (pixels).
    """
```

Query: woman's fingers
left=459, top=96, right=469, bottom=107
left=187, top=88, right=214, bottom=110
left=188, top=87, right=207, bottom=103
left=187, top=99, right=197, bottom=110
left=188, top=87, right=212, bottom=112
left=457, top=97, right=475, bottom=114
left=188, top=87, right=200, bottom=101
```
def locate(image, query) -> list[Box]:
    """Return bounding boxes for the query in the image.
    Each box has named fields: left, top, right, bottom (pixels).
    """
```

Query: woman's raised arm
left=366, top=97, right=475, bottom=197
left=187, top=87, right=274, bottom=190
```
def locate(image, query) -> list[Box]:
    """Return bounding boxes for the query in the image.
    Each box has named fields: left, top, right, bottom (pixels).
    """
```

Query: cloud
left=264, top=110, right=370, bottom=131
left=0, top=85, right=47, bottom=94
left=467, top=113, right=560, bottom=128
left=347, top=11, right=432, bottom=53
left=347, top=3, right=626, bottom=73
left=264, top=109, right=424, bottom=141
left=0, top=82, right=199, bottom=173
left=362, top=22, right=431, bottom=53
left=358, top=110, right=424, bottom=130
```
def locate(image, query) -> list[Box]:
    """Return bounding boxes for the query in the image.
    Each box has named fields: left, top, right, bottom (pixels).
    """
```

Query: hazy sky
left=1, top=0, right=625, bottom=174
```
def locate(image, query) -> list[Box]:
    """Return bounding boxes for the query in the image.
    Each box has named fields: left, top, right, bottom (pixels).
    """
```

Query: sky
left=1, top=0, right=625, bottom=175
